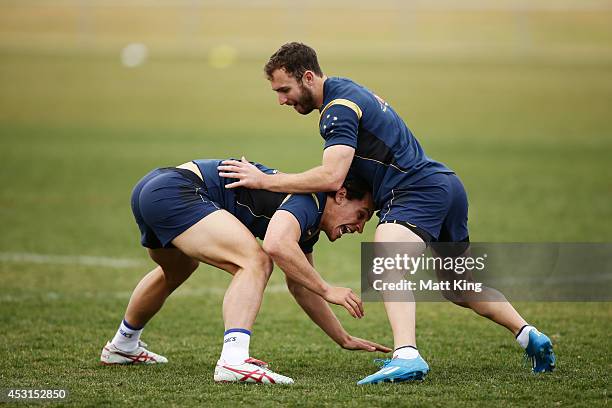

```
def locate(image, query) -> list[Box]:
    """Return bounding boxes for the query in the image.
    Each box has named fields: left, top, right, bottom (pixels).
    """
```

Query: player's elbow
left=327, top=178, right=344, bottom=192
left=262, top=239, right=284, bottom=261
left=323, top=170, right=345, bottom=191
left=321, top=148, right=352, bottom=190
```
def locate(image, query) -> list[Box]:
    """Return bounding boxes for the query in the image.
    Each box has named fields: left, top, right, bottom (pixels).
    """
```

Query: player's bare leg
left=108, top=209, right=269, bottom=349
left=374, top=223, right=426, bottom=349
left=357, top=223, right=429, bottom=385
left=433, top=247, right=527, bottom=334
left=172, top=210, right=273, bottom=332
left=171, top=210, right=293, bottom=383
left=103, top=210, right=292, bottom=381
left=124, top=248, right=199, bottom=328
left=434, top=248, right=555, bottom=373
left=461, top=292, right=527, bottom=335
left=101, top=248, right=198, bottom=365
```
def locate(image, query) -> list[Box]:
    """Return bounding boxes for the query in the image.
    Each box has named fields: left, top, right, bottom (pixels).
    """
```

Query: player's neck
left=314, top=75, right=328, bottom=109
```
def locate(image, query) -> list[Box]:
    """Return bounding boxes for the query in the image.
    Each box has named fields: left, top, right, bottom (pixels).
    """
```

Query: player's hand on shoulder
left=323, top=286, right=364, bottom=319
left=218, top=156, right=267, bottom=189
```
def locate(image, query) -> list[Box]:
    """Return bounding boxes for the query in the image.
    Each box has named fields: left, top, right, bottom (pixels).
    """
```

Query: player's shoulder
left=325, top=77, right=370, bottom=101
left=278, top=193, right=325, bottom=238
left=322, top=77, right=376, bottom=119
left=282, top=193, right=324, bottom=212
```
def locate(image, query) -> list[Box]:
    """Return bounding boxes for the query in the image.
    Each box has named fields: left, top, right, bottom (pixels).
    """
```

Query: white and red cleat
left=100, top=340, right=168, bottom=365
left=214, top=358, right=294, bottom=384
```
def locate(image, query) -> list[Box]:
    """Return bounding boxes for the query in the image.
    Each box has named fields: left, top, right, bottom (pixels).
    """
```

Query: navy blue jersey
left=194, top=159, right=325, bottom=253
left=319, top=77, right=454, bottom=210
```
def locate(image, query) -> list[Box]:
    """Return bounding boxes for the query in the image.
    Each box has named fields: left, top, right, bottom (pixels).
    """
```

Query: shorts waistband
left=158, top=167, right=207, bottom=189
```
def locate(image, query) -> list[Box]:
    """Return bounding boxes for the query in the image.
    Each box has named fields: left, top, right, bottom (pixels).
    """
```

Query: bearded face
left=270, top=68, right=320, bottom=115
left=292, top=81, right=317, bottom=115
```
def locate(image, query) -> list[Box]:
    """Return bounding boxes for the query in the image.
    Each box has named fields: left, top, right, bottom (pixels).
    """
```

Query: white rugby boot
left=214, top=357, right=294, bottom=384
left=100, top=340, right=168, bottom=365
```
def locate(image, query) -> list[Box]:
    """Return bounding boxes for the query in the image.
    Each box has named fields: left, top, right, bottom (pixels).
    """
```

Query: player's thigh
left=375, top=222, right=426, bottom=245
left=432, top=246, right=476, bottom=282
left=147, top=247, right=199, bottom=284
left=148, top=247, right=199, bottom=270
left=432, top=246, right=483, bottom=304
left=171, top=209, right=270, bottom=275
left=373, top=223, right=426, bottom=283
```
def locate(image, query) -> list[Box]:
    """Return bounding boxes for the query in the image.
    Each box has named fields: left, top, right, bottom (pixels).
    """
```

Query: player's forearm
left=286, top=279, right=349, bottom=346
left=263, top=166, right=343, bottom=193
left=264, top=243, right=330, bottom=297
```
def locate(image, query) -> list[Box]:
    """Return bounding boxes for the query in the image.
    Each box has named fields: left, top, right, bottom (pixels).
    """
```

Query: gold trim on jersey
left=320, top=98, right=363, bottom=123
left=310, top=193, right=321, bottom=210
left=280, top=193, right=320, bottom=211
left=281, top=194, right=293, bottom=205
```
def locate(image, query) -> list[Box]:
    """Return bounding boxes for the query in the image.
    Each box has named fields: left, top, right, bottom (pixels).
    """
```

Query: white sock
left=516, top=325, right=536, bottom=349
left=111, top=319, right=143, bottom=352
left=393, top=345, right=420, bottom=360
left=220, top=328, right=251, bottom=365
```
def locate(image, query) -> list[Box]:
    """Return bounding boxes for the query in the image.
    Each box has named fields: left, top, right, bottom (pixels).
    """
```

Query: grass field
left=1, top=2, right=611, bottom=406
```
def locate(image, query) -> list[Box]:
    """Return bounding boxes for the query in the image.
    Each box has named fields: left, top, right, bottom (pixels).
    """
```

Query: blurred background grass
left=1, top=0, right=611, bottom=257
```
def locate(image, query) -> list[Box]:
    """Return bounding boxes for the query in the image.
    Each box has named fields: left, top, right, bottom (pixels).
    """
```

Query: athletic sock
left=220, top=328, right=251, bottom=365
left=111, top=319, right=143, bottom=352
left=393, top=345, right=420, bottom=360
left=515, top=324, right=536, bottom=349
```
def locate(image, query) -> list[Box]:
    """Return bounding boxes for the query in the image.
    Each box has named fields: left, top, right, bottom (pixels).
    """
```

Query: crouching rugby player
left=100, top=158, right=389, bottom=384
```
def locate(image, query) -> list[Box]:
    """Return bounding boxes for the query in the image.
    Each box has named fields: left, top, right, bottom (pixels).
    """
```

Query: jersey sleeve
left=253, top=162, right=278, bottom=175
left=276, top=194, right=322, bottom=254
left=319, top=102, right=360, bottom=150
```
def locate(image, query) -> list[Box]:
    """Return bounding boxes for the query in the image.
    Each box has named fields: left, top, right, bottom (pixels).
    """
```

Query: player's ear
left=303, top=70, right=314, bottom=85
left=335, top=187, right=347, bottom=204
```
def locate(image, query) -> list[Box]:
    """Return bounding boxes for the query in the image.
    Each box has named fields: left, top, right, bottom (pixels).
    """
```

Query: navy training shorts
left=378, top=172, right=469, bottom=255
left=130, top=167, right=221, bottom=249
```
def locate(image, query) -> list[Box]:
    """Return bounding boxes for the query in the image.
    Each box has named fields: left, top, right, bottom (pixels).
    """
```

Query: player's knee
left=256, top=251, right=274, bottom=280
left=251, top=249, right=272, bottom=274
left=440, top=289, right=469, bottom=307
left=239, top=249, right=273, bottom=281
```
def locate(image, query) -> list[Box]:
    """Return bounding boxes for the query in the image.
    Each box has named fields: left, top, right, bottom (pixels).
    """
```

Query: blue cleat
left=357, top=357, right=429, bottom=385
left=525, top=329, right=556, bottom=373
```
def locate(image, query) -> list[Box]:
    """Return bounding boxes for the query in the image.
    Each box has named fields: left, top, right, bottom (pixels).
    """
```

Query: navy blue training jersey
left=194, top=159, right=325, bottom=253
left=319, top=77, right=454, bottom=210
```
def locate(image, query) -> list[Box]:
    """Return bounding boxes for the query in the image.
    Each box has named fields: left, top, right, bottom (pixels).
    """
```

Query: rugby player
left=218, top=42, right=556, bottom=384
left=100, top=158, right=390, bottom=384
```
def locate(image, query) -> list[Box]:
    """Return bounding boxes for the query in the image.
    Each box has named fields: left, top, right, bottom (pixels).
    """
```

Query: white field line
left=0, top=285, right=304, bottom=303
left=3, top=251, right=610, bottom=286
left=0, top=252, right=145, bottom=269
left=0, top=251, right=360, bottom=302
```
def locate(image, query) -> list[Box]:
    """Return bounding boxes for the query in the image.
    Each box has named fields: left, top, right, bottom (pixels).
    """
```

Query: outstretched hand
left=341, top=336, right=392, bottom=353
left=218, top=157, right=267, bottom=189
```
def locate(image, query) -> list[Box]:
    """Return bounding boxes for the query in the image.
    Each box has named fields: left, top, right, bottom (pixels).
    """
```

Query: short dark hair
left=264, top=42, right=323, bottom=80
left=328, top=172, right=371, bottom=201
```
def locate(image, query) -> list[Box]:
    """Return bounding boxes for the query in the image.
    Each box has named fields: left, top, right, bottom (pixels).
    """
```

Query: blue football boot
left=525, top=329, right=556, bottom=373
left=357, top=356, right=429, bottom=385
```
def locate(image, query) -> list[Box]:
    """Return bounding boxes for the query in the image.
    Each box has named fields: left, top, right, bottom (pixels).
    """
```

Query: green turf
left=1, top=6, right=611, bottom=405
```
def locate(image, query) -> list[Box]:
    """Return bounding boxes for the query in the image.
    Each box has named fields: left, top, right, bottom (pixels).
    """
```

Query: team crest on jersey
left=373, top=93, right=389, bottom=112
